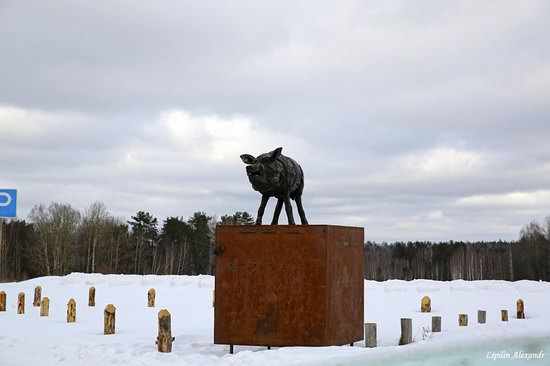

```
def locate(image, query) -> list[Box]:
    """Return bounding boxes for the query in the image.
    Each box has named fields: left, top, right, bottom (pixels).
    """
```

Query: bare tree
left=28, top=203, right=81, bottom=276
left=103, top=216, right=129, bottom=273
left=81, top=202, right=109, bottom=273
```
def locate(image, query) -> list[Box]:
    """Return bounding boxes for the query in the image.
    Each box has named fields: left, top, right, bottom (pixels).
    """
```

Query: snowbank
left=0, top=273, right=549, bottom=365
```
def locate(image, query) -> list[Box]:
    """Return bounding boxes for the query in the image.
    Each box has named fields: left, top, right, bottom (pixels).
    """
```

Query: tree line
left=1, top=202, right=548, bottom=282
left=365, top=216, right=550, bottom=281
left=0, top=201, right=254, bottom=281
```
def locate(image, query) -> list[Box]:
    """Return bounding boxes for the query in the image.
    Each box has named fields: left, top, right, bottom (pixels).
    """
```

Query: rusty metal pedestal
left=214, top=225, right=365, bottom=349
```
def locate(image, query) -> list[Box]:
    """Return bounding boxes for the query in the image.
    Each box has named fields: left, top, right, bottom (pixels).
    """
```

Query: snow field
left=0, top=274, right=549, bottom=365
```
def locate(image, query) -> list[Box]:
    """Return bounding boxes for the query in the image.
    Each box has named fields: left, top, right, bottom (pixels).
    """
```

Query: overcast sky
left=1, top=0, right=549, bottom=242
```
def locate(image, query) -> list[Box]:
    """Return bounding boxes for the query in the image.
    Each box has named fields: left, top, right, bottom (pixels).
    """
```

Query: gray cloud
left=1, top=0, right=550, bottom=242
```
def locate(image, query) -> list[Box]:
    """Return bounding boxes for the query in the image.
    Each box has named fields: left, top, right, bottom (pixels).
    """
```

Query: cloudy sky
left=1, top=0, right=549, bottom=242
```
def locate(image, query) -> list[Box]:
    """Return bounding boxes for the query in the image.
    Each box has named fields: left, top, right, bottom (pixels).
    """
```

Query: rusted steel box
left=214, top=225, right=364, bottom=347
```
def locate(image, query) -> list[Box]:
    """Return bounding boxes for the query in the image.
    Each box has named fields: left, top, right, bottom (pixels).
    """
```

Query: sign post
left=0, top=189, right=17, bottom=218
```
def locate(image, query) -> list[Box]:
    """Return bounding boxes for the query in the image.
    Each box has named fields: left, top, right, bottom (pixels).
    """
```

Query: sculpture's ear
left=269, top=147, right=283, bottom=160
left=240, top=154, right=257, bottom=164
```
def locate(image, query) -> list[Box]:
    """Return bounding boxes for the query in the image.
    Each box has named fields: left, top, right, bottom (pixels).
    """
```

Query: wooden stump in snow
left=156, top=309, right=175, bottom=353
left=478, top=310, right=486, bottom=324
left=33, top=286, right=41, bottom=307
left=89, top=287, right=96, bottom=307
left=432, top=316, right=441, bottom=332
left=148, top=288, right=156, bottom=308
left=40, top=297, right=50, bottom=317
left=399, top=318, right=412, bottom=345
left=458, top=314, right=468, bottom=326
left=364, top=323, right=377, bottom=348
left=18, top=292, right=25, bottom=314
left=517, top=299, right=525, bottom=319
left=501, top=310, right=508, bottom=322
left=421, top=296, right=431, bottom=313
left=104, top=304, right=116, bottom=335
left=67, top=298, right=76, bottom=323
left=0, top=291, right=6, bottom=311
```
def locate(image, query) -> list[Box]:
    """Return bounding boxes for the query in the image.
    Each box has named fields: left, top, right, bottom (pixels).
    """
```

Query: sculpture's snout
left=246, top=165, right=263, bottom=176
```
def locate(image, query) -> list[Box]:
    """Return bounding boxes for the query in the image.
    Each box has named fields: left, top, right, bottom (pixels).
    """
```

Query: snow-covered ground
left=1, top=273, right=549, bottom=365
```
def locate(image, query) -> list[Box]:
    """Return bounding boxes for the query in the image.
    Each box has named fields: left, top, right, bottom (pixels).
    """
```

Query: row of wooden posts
left=420, top=295, right=525, bottom=320
left=0, top=286, right=175, bottom=353
left=2, top=289, right=528, bottom=352
left=364, top=296, right=527, bottom=348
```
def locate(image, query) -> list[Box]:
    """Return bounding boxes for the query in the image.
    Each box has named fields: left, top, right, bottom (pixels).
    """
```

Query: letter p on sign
left=0, top=189, right=17, bottom=218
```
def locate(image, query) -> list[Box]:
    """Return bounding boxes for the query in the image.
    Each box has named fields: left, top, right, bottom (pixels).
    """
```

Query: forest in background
left=365, top=217, right=550, bottom=281
left=0, top=201, right=549, bottom=282
left=0, top=202, right=254, bottom=281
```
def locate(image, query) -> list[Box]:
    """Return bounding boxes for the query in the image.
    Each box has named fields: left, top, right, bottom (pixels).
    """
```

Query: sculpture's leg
left=271, top=198, right=283, bottom=225
left=283, top=194, right=295, bottom=225
left=256, top=195, right=269, bottom=225
left=295, top=195, right=308, bottom=225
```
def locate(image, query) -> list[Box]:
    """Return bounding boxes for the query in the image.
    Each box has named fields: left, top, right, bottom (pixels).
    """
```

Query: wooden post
left=517, top=299, right=525, bottom=319
left=33, top=286, right=41, bottom=307
left=399, top=318, right=412, bottom=345
left=156, top=309, right=175, bottom=353
left=501, top=310, right=508, bottom=322
left=89, top=287, right=96, bottom=307
left=104, top=304, right=116, bottom=335
left=421, top=296, right=431, bottom=313
left=0, top=291, right=6, bottom=311
left=478, top=310, right=486, bottom=324
left=148, top=288, right=155, bottom=307
left=18, top=292, right=25, bottom=314
left=459, top=314, right=468, bottom=326
left=432, top=316, right=441, bottom=332
left=212, top=289, right=215, bottom=308
left=364, top=323, right=377, bottom=348
left=67, top=298, right=76, bottom=323
left=40, top=297, right=50, bottom=317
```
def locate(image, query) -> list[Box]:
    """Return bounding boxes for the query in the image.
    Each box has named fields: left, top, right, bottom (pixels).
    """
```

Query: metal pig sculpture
left=240, top=147, right=308, bottom=225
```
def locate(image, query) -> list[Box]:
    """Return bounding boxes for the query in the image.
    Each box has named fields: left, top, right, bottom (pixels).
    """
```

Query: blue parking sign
left=0, top=189, right=17, bottom=218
